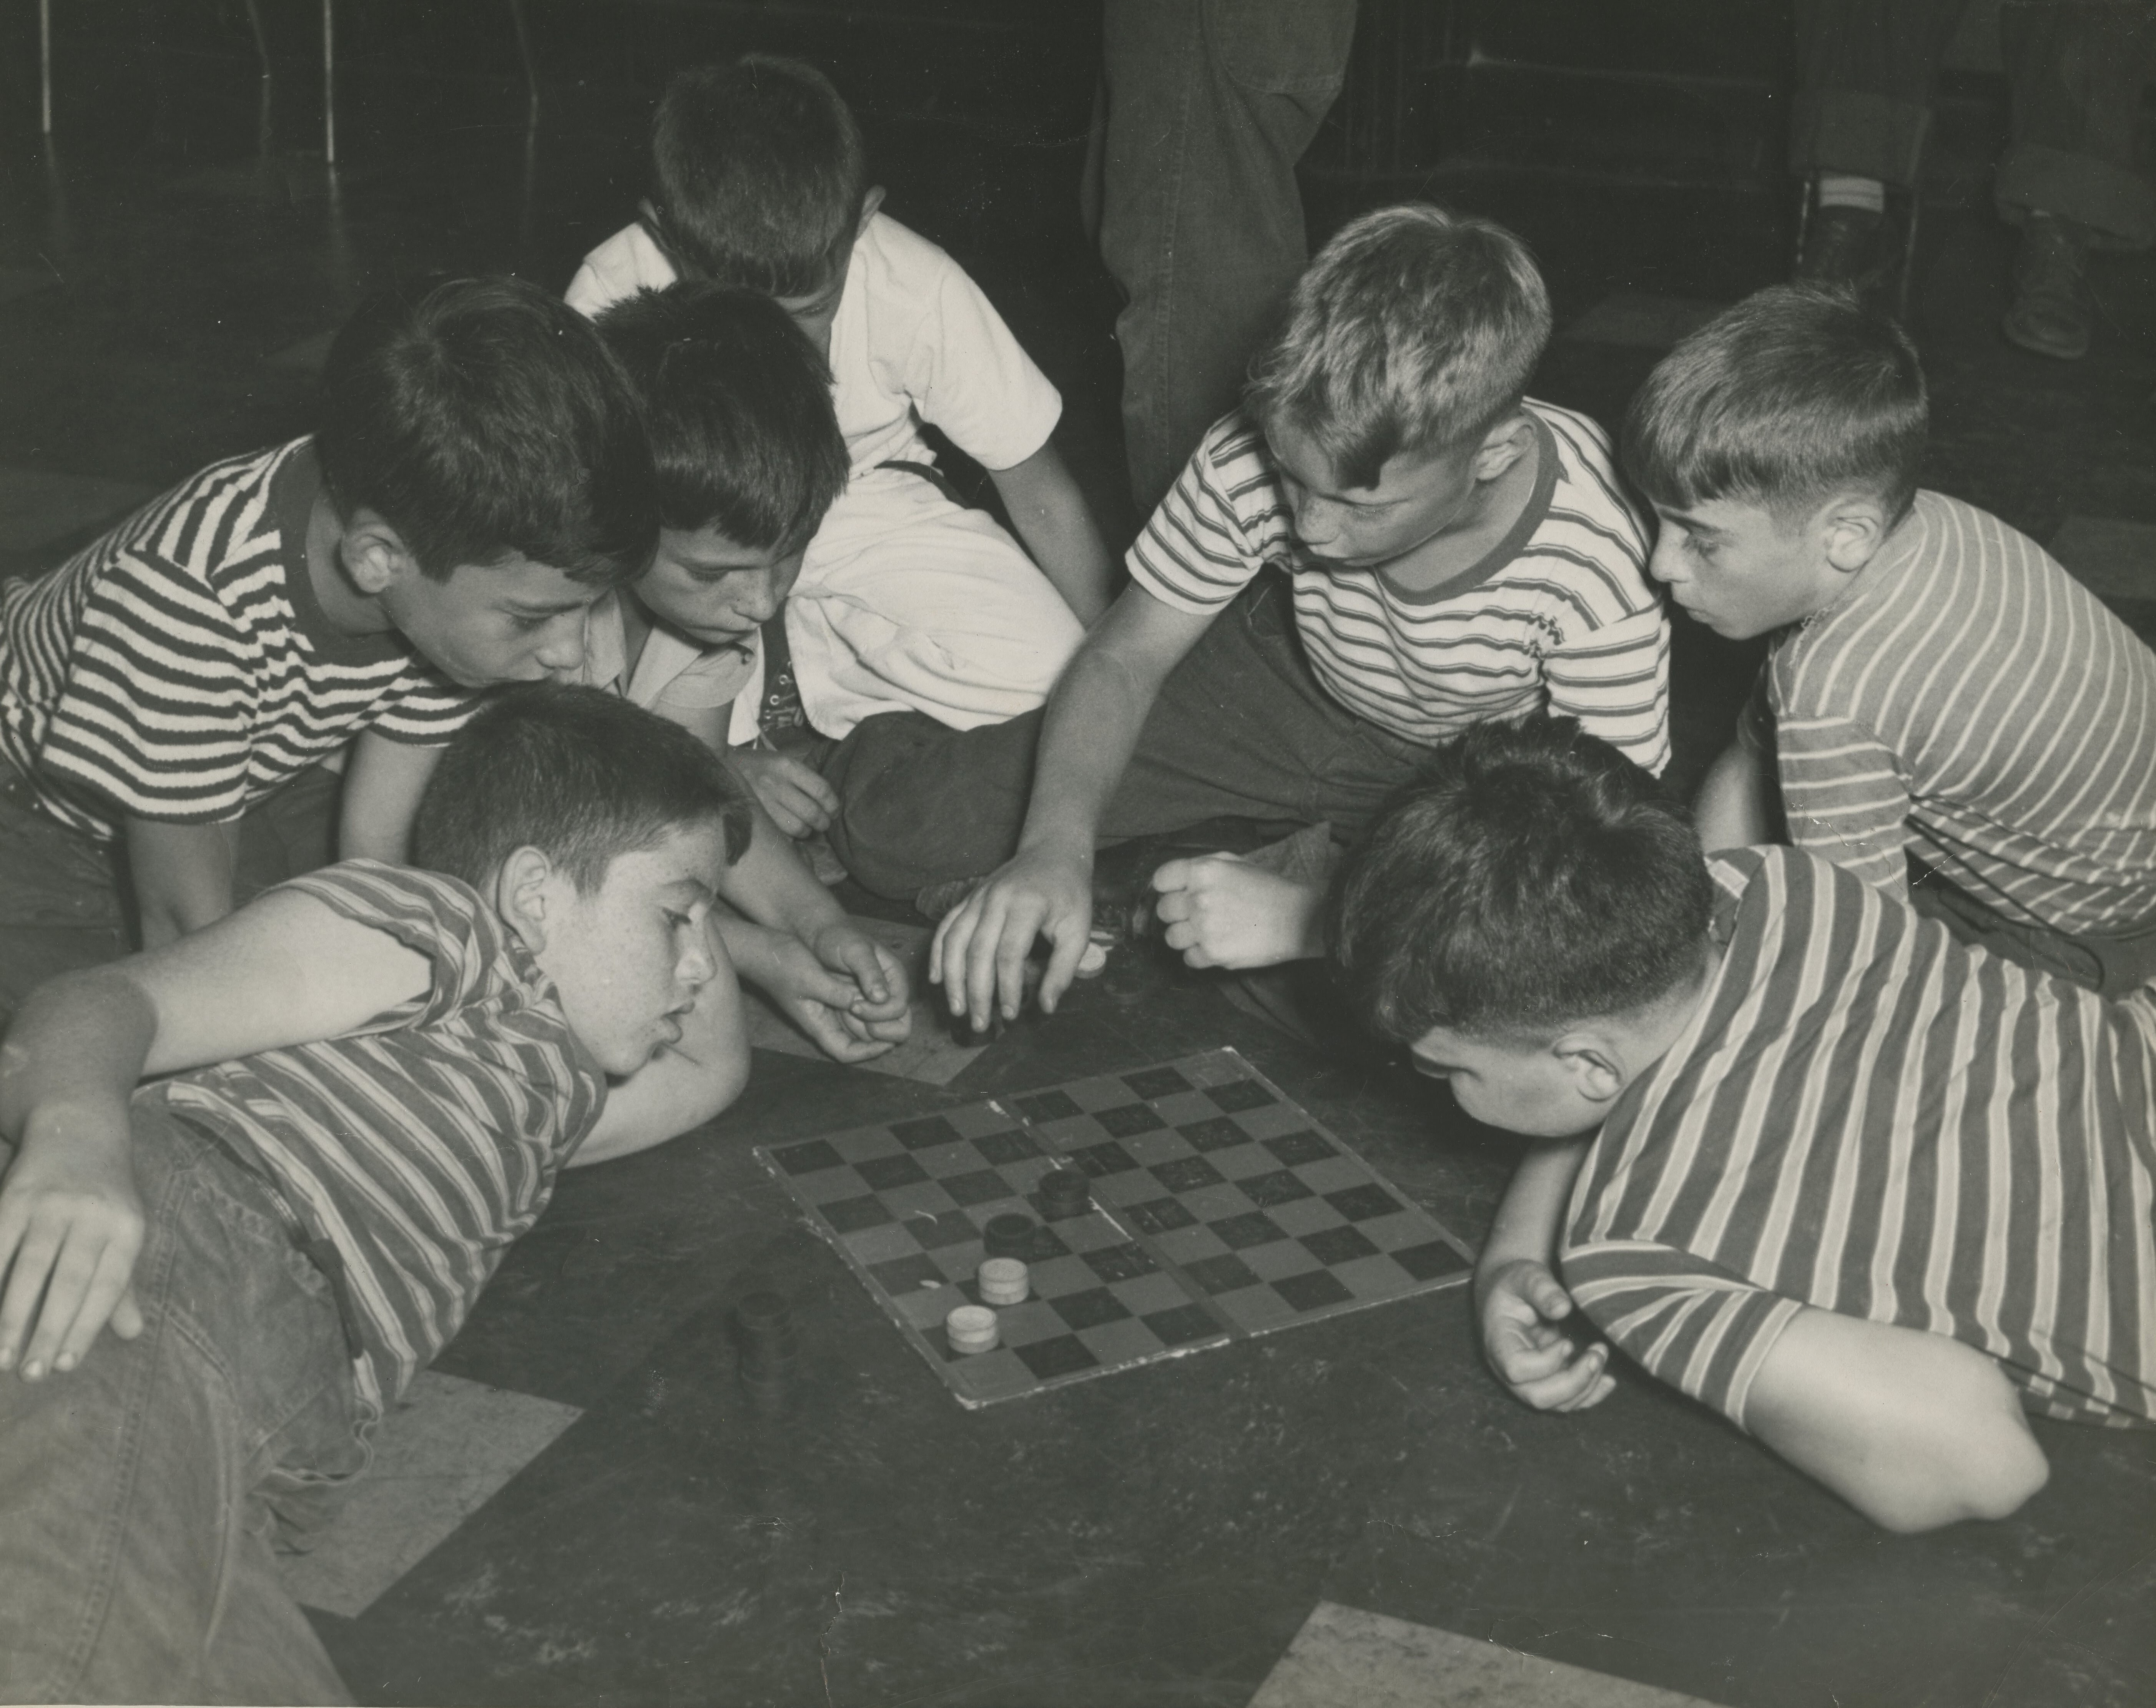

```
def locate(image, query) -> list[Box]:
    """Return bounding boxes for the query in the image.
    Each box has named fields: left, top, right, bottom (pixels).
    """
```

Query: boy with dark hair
left=1331, top=716, right=2156, bottom=1534
left=0, top=275, right=654, bottom=1018
left=1630, top=283, right=2156, bottom=995
left=923, top=204, right=1669, bottom=1027
left=0, top=685, right=754, bottom=1702
left=567, top=52, right=1112, bottom=778
left=575, top=282, right=911, bottom=1062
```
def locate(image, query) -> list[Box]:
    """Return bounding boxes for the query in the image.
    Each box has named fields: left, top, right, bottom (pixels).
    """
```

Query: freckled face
left=1408, top=1024, right=1604, bottom=1138
left=1647, top=498, right=1842, bottom=640
left=378, top=556, right=597, bottom=687
left=632, top=527, right=803, bottom=651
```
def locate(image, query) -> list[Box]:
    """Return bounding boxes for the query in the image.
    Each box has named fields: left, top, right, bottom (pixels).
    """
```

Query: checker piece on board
left=978, top=1257, right=1030, bottom=1306
left=946, top=1304, right=1000, bottom=1354
left=1039, top=1166, right=1091, bottom=1220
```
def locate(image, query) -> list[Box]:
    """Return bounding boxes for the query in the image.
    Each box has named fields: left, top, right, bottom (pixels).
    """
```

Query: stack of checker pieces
left=757, top=1048, right=1473, bottom=1407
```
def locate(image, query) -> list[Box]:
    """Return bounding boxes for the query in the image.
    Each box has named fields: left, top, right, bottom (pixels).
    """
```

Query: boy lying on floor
left=0, top=686, right=754, bottom=1703
left=1330, top=716, right=2155, bottom=1533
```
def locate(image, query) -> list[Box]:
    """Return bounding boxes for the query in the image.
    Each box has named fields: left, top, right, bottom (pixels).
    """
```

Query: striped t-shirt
left=1128, top=402, right=1671, bottom=773
left=1564, top=846, right=2156, bottom=1433
left=162, top=861, right=608, bottom=1411
left=0, top=440, right=479, bottom=841
left=1749, top=490, right=2156, bottom=936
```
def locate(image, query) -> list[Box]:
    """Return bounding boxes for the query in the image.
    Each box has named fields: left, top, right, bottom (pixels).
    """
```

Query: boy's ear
left=1469, top=412, right=1536, bottom=483
left=1818, top=494, right=1893, bottom=575
left=338, top=508, right=424, bottom=597
left=493, top=846, right=559, bottom=953
left=854, top=185, right=887, bottom=241
left=1552, top=1030, right=1629, bottom=1107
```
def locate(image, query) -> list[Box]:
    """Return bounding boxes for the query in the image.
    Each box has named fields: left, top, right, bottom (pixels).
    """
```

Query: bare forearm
left=1477, top=1138, right=1590, bottom=1287
left=1017, top=647, right=1154, bottom=859
left=1693, top=739, right=1772, bottom=854
left=127, top=818, right=238, bottom=947
left=0, top=970, right=156, bottom=1144
left=716, top=807, right=848, bottom=941
left=992, top=445, right=1115, bottom=625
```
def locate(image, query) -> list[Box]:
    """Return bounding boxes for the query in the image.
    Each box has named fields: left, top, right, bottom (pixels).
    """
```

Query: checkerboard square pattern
left=757, top=1049, right=1474, bottom=1407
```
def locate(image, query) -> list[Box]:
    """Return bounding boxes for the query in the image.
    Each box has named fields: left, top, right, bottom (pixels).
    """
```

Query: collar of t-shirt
left=1361, top=408, right=1561, bottom=606
left=274, top=440, right=424, bottom=668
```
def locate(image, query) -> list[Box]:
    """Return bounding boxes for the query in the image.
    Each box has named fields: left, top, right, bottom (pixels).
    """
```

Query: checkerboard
left=758, top=1048, right=1474, bottom=1407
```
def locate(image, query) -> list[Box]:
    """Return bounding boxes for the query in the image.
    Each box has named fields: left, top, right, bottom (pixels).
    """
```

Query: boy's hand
left=931, top=849, right=1092, bottom=1029
left=809, top=922, right=913, bottom=1041
left=1478, top=1258, right=1616, bottom=1413
left=1150, top=856, right=1324, bottom=969
left=759, top=934, right=906, bottom=1063
left=733, top=751, right=839, bottom=839
left=0, top=1120, right=147, bottom=1381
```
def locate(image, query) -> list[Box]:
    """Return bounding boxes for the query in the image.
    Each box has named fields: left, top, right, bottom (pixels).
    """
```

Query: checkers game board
left=758, top=1049, right=1474, bottom=1406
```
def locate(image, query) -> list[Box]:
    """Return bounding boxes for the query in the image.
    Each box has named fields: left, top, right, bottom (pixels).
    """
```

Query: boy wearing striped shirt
left=0, top=276, right=654, bottom=1020
left=920, top=205, right=1670, bottom=1030
left=1332, top=717, right=2155, bottom=1534
left=0, top=687, right=756, bottom=1702
left=1632, top=284, right=2156, bottom=996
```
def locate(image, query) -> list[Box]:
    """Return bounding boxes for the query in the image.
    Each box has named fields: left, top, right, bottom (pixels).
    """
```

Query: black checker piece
left=1207, top=1210, right=1287, bottom=1250
left=773, top=1139, right=844, bottom=1175
left=940, top=1168, right=1013, bottom=1207
left=1151, top=1155, right=1225, bottom=1193
left=1012, top=1089, right=1082, bottom=1122
left=1178, top=1117, right=1250, bottom=1153
left=1082, top=1242, right=1157, bottom=1283
left=974, top=1130, right=1043, bottom=1165
left=1049, top=1286, right=1134, bottom=1330
left=856, top=1154, right=929, bottom=1191
left=1125, top=1196, right=1199, bottom=1234
left=1093, top=1102, right=1168, bottom=1138
left=1301, top=1225, right=1380, bottom=1265
left=1122, top=1065, right=1192, bottom=1100
left=823, top=1194, right=895, bottom=1234
left=1263, top=1130, right=1336, bottom=1166
left=1238, top=1168, right=1315, bottom=1208
left=1184, top=1253, right=1262, bottom=1295
left=1016, top=1335, right=1101, bottom=1379
left=1142, top=1304, right=1220, bottom=1346
left=1067, top=1139, right=1142, bottom=1178
left=1392, top=1239, right=1471, bottom=1280
left=889, top=1115, right=961, bottom=1151
left=1325, top=1183, right=1403, bottom=1222
left=902, top=1210, right=979, bottom=1251
left=1206, top=1078, right=1276, bottom=1113
left=1273, top=1269, right=1354, bottom=1311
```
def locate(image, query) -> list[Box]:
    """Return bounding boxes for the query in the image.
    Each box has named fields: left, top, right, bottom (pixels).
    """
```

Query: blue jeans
left=1094, top=0, right=1358, bottom=513
left=0, top=1095, right=369, bottom=1705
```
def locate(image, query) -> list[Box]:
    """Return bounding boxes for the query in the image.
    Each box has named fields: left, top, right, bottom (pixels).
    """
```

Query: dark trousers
left=1792, top=0, right=2156, bottom=246
left=1910, top=858, right=2156, bottom=997
left=820, top=574, right=1432, bottom=899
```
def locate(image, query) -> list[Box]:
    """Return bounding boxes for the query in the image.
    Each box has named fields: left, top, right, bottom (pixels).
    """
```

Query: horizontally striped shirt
left=1129, top=402, right=1670, bottom=772
left=1565, top=846, right=2156, bottom=1432
left=163, top=861, right=607, bottom=1410
left=1747, top=490, right=2156, bottom=935
left=0, top=440, right=479, bottom=840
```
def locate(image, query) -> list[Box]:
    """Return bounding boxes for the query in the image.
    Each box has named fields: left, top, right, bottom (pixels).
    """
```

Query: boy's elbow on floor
left=1865, top=1400, right=2051, bottom=1534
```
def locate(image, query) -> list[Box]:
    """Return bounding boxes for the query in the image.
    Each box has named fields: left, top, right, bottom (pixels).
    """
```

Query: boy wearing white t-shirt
left=566, top=52, right=1112, bottom=757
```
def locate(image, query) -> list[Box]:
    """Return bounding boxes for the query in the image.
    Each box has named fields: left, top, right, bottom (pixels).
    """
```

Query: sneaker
left=2001, top=214, right=2090, bottom=361
left=1795, top=203, right=1889, bottom=294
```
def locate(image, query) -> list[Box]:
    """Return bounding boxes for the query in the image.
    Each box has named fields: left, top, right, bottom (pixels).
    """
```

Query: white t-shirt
left=564, top=212, right=1062, bottom=475
left=569, top=592, right=764, bottom=748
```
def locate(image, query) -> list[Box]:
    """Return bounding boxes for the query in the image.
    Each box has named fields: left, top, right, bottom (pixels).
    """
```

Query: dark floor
left=4, top=6, right=2155, bottom=1706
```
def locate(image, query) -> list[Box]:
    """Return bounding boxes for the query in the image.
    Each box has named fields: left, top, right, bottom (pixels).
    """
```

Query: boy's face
left=532, top=820, right=730, bottom=1076
left=774, top=272, right=847, bottom=362
left=1647, top=498, right=1852, bottom=640
left=1408, top=1024, right=1612, bottom=1138
left=634, top=526, right=805, bottom=651
left=1265, top=421, right=1486, bottom=571
left=380, top=555, right=598, bottom=688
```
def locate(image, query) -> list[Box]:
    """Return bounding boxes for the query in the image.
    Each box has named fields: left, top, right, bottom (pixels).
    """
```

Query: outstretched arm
left=989, top=438, right=1116, bottom=626
left=1694, top=738, right=1775, bottom=854
left=1474, top=1138, right=1614, bottom=1412
left=1742, top=1309, right=2049, bottom=1532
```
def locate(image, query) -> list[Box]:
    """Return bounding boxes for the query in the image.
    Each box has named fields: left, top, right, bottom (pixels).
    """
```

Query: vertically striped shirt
left=1750, top=490, right=2156, bottom=935
left=0, top=440, right=479, bottom=841
left=1565, top=847, right=2156, bottom=1433
left=1128, top=403, right=1671, bottom=773
left=162, top=861, right=607, bottom=1410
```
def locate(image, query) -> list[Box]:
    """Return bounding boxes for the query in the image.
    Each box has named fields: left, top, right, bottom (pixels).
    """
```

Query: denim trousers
left=820, top=573, right=1433, bottom=899
left=1092, top=0, right=1358, bottom=513
left=0, top=1096, right=369, bottom=1705
left=1791, top=0, right=2156, bottom=246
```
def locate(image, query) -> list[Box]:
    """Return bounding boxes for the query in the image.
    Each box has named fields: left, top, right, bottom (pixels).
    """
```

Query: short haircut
left=413, top=685, right=752, bottom=894
left=594, top=282, right=848, bottom=553
left=1246, top=203, right=1552, bottom=488
left=1330, top=716, right=1713, bottom=1043
left=316, top=276, right=656, bottom=586
left=647, top=54, right=868, bottom=298
left=1621, top=283, right=1928, bottom=526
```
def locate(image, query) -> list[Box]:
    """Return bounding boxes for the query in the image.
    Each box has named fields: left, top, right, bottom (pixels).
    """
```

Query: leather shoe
left=2001, top=214, right=2090, bottom=361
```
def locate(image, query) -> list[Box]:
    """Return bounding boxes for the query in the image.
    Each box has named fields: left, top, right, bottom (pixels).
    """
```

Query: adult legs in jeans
left=1093, top=0, right=1358, bottom=515
left=0, top=1099, right=367, bottom=1705
left=820, top=575, right=1430, bottom=899
left=1790, top=0, right=1970, bottom=189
